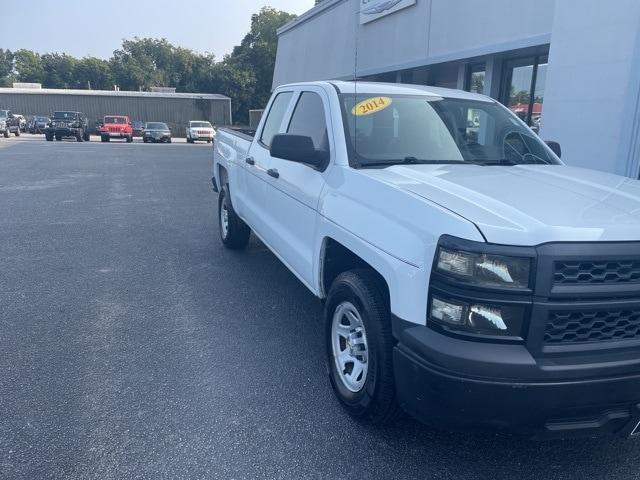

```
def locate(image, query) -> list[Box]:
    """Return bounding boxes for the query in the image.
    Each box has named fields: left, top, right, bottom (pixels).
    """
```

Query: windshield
left=53, top=112, right=78, bottom=120
left=146, top=122, right=167, bottom=130
left=191, top=121, right=212, bottom=128
left=105, top=116, right=126, bottom=124
left=340, top=94, right=560, bottom=167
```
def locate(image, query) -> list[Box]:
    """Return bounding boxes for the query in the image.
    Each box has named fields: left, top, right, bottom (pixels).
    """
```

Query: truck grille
left=545, top=309, right=640, bottom=344
left=533, top=243, right=640, bottom=349
left=554, top=260, right=640, bottom=284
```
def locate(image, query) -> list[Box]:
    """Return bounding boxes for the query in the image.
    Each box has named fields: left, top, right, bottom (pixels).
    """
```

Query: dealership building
left=274, top=0, right=640, bottom=178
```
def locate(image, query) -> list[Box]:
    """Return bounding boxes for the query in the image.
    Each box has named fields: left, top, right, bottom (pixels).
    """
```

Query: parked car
left=0, top=109, right=21, bottom=137
left=142, top=122, right=171, bottom=143
left=99, top=115, right=133, bottom=142
left=94, top=118, right=104, bottom=136
left=131, top=120, right=145, bottom=137
left=29, top=116, right=51, bottom=134
left=186, top=120, right=215, bottom=143
left=44, top=111, right=90, bottom=142
left=14, top=115, right=26, bottom=132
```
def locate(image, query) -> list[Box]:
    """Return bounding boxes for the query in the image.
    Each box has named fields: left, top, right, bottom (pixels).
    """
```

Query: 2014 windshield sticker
left=351, top=97, right=392, bottom=116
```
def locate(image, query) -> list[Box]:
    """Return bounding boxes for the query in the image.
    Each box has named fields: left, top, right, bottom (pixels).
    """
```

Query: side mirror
left=270, top=134, right=328, bottom=169
left=545, top=140, right=561, bottom=158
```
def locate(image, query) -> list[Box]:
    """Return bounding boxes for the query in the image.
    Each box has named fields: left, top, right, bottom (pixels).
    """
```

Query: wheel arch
left=216, top=164, right=230, bottom=191
left=320, top=238, right=389, bottom=303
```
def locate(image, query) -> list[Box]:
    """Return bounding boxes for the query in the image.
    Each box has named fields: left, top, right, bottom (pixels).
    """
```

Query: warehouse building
left=274, top=0, right=640, bottom=177
left=0, top=86, right=232, bottom=136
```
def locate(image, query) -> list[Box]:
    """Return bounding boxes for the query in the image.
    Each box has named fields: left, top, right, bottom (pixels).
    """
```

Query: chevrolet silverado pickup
left=211, top=80, right=640, bottom=439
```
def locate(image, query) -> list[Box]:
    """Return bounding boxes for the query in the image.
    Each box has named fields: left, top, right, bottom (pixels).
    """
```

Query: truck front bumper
left=50, top=127, right=81, bottom=137
left=393, top=319, right=640, bottom=439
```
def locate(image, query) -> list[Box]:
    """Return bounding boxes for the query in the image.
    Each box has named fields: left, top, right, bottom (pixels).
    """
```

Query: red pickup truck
left=99, top=115, right=133, bottom=142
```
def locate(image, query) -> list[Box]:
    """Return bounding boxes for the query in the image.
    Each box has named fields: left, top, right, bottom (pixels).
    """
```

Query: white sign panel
left=359, top=0, right=417, bottom=25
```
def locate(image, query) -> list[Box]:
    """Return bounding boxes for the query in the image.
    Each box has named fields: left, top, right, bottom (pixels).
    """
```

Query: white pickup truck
left=212, top=81, right=640, bottom=439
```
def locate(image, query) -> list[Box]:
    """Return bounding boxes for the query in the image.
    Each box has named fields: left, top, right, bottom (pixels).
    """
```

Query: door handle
left=267, top=168, right=279, bottom=179
left=245, top=157, right=255, bottom=165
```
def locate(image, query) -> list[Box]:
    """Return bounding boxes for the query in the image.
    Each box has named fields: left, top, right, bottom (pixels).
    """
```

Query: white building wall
left=542, top=0, right=640, bottom=176
left=427, top=0, right=554, bottom=60
left=275, top=0, right=555, bottom=86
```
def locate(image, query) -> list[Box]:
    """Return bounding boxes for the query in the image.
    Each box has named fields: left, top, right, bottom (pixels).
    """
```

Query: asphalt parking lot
left=1, top=135, right=640, bottom=479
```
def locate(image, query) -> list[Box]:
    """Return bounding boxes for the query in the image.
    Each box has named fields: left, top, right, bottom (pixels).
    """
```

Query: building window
left=468, top=64, right=485, bottom=95
left=502, top=55, right=547, bottom=133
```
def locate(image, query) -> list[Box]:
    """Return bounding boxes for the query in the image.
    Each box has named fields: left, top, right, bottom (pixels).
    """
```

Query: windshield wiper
left=472, top=158, right=519, bottom=166
left=357, top=157, right=463, bottom=168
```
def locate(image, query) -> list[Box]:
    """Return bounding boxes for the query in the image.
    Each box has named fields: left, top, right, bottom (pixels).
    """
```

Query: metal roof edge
left=0, top=88, right=230, bottom=100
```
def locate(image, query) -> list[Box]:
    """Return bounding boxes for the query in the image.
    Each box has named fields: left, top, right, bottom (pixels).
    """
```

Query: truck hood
left=372, top=164, right=640, bottom=245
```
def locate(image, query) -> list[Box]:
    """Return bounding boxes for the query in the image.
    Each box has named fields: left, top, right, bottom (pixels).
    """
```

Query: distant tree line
left=0, top=7, right=296, bottom=125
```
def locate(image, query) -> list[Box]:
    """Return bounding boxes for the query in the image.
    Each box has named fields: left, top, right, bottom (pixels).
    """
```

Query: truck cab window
left=287, top=92, right=328, bottom=150
left=260, top=91, right=293, bottom=147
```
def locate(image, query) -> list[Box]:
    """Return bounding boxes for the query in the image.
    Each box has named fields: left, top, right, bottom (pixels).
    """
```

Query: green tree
left=225, top=7, right=296, bottom=114
left=41, top=53, right=80, bottom=88
left=77, top=57, right=114, bottom=90
left=208, top=63, right=256, bottom=125
left=13, top=49, right=45, bottom=84
left=0, top=49, right=14, bottom=87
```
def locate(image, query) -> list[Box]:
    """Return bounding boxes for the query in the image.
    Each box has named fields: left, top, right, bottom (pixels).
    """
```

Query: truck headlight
left=436, top=247, right=530, bottom=288
left=430, top=296, right=525, bottom=336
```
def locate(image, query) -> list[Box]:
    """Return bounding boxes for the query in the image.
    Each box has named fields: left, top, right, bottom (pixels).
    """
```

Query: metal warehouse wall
left=0, top=89, right=232, bottom=137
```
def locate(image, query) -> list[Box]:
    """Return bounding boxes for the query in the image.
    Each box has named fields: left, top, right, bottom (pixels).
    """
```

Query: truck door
left=242, top=90, right=295, bottom=233
left=261, top=88, right=332, bottom=291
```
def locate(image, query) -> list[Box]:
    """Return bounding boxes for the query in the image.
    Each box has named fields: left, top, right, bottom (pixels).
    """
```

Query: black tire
left=126, top=135, right=132, bottom=143
left=167, top=138, right=172, bottom=143
left=186, top=136, right=193, bottom=143
left=143, top=138, right=148, bottom=143
left=83, top=130, right=91, bottom=141
left=76, top=131, right=83, bottom=142
left=55, top=135, right=61, bottom=141
left=14, top=128, right=20, bottom=137
left=218, top=184, right=250, bottom=249
left=325, top=269, right=403, bottom=425
left=101, top=135, right=109, bottom=142
left=45, top=132, right=53, bottom=141
left=3, top=130, right=8, bottom=138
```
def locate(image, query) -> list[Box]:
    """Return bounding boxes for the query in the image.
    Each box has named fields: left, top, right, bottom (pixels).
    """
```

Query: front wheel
left=14, top=128, right=20, bottom=137
left=218, top=184, right=250, bottom=249
left=325, top=269, right=402, bottom=425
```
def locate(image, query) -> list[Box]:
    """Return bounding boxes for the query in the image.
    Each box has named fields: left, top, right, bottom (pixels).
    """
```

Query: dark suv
left=0, top=109, right=21, bottom=138
left=45, top=111, right=90, bottom=142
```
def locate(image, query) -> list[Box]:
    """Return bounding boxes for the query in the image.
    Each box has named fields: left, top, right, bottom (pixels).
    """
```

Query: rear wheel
left=218, top=184, right=250, bottom=249
left=325, top=269, right=403, bottom=424
left=14, top=128, right=20, bottom=137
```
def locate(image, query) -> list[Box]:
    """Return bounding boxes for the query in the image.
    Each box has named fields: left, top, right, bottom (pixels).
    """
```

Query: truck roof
left=278, top=80, right=495, bottom=103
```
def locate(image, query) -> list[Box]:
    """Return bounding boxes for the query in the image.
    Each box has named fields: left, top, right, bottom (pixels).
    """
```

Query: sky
left=4, top=0, right=315, bottom=62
